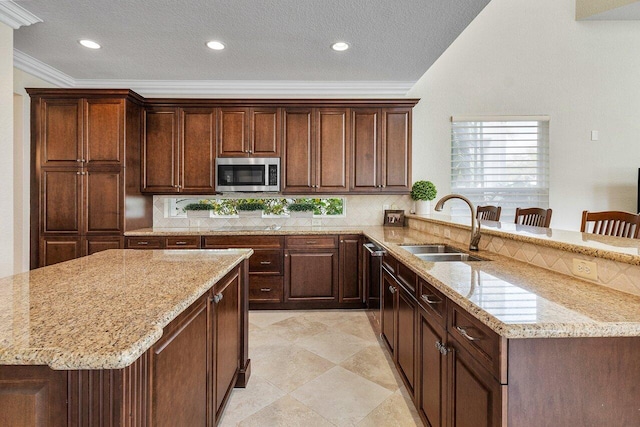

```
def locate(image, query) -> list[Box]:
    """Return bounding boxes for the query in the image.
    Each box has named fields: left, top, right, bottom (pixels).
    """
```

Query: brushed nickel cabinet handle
left=456, top=326, right=480, bottom=341
left=175, top=241, right=188, bottom=245
left=421, top=294, right=442, bottom=305
left=260, top=261, right=272, bottom=265
left=260, top=288, right=271, bottom=292
left=306, top=240, right=317, bottom=244
left=137, top=241, right=149, bottom=245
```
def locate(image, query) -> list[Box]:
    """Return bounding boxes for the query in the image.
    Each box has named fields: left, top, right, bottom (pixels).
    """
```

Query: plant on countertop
left=183, top=202, right=215, bottom=211
left=236, top=202, right=266, bottom=211
left=410, top=180, right=437, bottom=201
left=288, top=202, right=316, bottom=212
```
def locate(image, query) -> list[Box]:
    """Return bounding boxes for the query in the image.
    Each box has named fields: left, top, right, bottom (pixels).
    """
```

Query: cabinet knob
left=388, top=285, right=396, bottom=294
left=212, top=293, right=223, bottom=304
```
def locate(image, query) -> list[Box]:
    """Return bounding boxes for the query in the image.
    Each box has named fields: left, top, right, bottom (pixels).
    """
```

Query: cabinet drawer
left=397, top=262, right=416, bottom=294
left=165, top=236, right=201, bottom=249
left=448, top=303, right=506, bottom=382
left=382, top=253, right=397, bottom=274
left=126, top=237, right=163, bottom=249
left=249, top=250, right=283, bottom=274
left=286, top=235, right=338, bottom=249
left=418, top=278, right=447, bottom=326
left=249, top=276, right=283, bottom=302
left=203, top=235, right=283, bottom=249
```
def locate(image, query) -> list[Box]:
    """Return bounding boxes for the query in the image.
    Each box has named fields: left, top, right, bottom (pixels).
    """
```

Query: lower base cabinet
left=418, top=307, right=447, bottom=427
left=41, top=235, right=123, bottom=266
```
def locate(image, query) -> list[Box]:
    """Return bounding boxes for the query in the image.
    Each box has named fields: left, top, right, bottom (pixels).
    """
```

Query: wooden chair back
left=477, top=205, right=501, bottom=221
left=515, top=207, right=552, bottom=228
left=580, top=210, right=640, bottom=238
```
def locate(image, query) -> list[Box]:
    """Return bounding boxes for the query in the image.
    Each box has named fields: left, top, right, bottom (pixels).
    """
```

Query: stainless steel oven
left=216, top=158, right=280, bottom=192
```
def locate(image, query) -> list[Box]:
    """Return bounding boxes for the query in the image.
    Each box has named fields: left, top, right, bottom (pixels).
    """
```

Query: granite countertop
left=0, top=249, right=252, bottom=370
left=127, top=225, right=640, bottom=339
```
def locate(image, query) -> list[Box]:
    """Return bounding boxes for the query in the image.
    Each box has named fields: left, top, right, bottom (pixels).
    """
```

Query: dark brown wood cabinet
left=397, top=284, right=417, bottom=398
left=282, top=108, right=350, bottom=193
left=381, top=268, right=398, bottom=354
left=285, top=236, right=339, bottom=304
left=339, top=234, right=362, bottom=303
left=142, top=107, right=216, bottom=194
left=418, top=306, right=448, bottom=427
left=218, top=107, right=281, bottom=157
left=351, top=107, right=412, bottom=193
left=29, top=89, right=153, bottom=268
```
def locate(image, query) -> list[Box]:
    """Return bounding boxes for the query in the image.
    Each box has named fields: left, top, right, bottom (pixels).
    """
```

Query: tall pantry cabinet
left=28, top=89, right=153, bottom=268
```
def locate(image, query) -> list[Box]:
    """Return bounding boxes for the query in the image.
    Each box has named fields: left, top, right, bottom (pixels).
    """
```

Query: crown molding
left=76, top=79, right=416, bottom=97
left=0, top=1, right=42, bottom=29
left=13, top=49, right=415, bottom=96
left=14, top=49, right=75, bottom=87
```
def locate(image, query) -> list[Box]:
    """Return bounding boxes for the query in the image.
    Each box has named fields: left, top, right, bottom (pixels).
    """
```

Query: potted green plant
left=183, top=202, right=214, bottom=218
left=288, top=201, right=316, bottom=218
left=411, top=180, right=437, bottom=215
left=236, top=201, right=265, bottom=217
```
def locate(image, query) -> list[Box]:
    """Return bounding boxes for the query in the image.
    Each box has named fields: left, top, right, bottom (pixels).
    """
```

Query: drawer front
left=382, top=253, right=397, bottom=274
left=249, top=249, right=283, bottom=274
left=249, top=276, right=284, bottom=302
left=165, top=236, right=201, bottom=249
left=285, top=235, right=338, bottom=249
left=448, top=303, right=505, bottom=382
left=125, top=237, right=163, bottom=249
left=203, top=235, right=283, bottom=249
left=418, top=278, right=447, bottom=326
left=397, top=262, right=416, bottom=294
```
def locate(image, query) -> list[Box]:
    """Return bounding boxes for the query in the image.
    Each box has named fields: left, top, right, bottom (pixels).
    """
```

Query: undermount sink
left=210, top=225, right=282, bottom=232
left=415, top=253, right=486, bottom=262
left=399, top=244, right=462, bottom=254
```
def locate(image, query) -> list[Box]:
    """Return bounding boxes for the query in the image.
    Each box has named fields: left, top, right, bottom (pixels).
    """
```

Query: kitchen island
left=0, top=249, right=252, bottom=426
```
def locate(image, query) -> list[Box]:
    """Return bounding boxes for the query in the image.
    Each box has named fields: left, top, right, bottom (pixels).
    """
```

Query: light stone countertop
left=128, top=225, right=640, bottom=339
left=0, top=249, right=252, bottom=370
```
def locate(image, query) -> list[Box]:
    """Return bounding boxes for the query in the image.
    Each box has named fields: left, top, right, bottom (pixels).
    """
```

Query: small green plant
left=236, top=202, right=266, bottom=211
left=288, top=202, right=316, bottom=212
left=183, top=202, right=214, bottom=212
left=411, top=180, right=437, bottom=201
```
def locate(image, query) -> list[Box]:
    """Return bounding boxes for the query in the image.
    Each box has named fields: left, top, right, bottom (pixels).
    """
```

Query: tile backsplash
left=153, top=194, right=414, bottom=228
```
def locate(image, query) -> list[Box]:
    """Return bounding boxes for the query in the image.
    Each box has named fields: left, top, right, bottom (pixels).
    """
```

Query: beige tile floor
left=218, top=310, right=423, bottom=427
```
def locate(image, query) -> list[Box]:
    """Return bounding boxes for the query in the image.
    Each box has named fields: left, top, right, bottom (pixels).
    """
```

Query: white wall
left=408, top=0, right=640, bottom=230
left=0, top=23, right=14, bottom=277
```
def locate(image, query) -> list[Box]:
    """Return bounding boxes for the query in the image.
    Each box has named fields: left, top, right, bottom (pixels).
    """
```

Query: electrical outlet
left=572, top=259, right=598, bottom=281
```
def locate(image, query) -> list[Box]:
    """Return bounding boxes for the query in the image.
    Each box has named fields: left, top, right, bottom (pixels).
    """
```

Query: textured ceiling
left=13, top=0, right=490, bottom=83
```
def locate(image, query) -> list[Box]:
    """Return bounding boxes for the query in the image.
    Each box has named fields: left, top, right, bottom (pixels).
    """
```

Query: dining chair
left=580, top=210, right=640, bottom=238
left=476, top=205, right=501, bottom=221
left=514, top=207, right=552, bottom=228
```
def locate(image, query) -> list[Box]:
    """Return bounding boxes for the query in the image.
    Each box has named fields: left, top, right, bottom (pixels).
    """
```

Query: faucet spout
left=433, top=194, right=481, bottom=251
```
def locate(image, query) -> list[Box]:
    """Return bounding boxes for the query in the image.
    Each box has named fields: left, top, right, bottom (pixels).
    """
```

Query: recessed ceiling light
left=206, top=41, right=225, bottom=50
left=79, top=39, right=101, bottom=49
left=331, top=42, right=349, bottom=52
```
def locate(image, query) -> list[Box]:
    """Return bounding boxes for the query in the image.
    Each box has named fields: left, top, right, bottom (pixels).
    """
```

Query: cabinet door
left=143, top=108, right=179, bottom=193
left=339, top=235, right=362, bottom=303
left=84, top=98, right=124, bottom=167
left=286, top=250, right=338, bottom=301
left=381, top=269, right=398, bottom=354
left=84, top=169, right=123, bottom=234
left=448, top=335, right=503, bottom=427
left=151, top=295, right=209, bottom=427
left=351, top=108, right=380, bottom=192
left=181, top=108, right=216, bottom=193
left=397, top=285, right=417, bottom=397
left=418, top=308, right=447, bottom=427
left=316, top=108, right=350, bottom=193
left=40, top=98, right=83, bottom=167
left=218, top=108, right=249, bottom=157
left=282, top=108, right=314, bottom=193
left=84, top=236, right=122, bottom=255
left=381, top=108, right=411, bottom=192
left=40, top=236, right=82, bottom=266
left=41, top=169, right=82, bottom=234
left=251, top=107, right=281, bottom=157
left=213, top=269, right=241, bottom=417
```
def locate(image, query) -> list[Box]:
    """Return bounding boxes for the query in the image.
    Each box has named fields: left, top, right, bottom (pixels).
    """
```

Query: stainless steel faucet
left=434, top=194, right=481, bottom=251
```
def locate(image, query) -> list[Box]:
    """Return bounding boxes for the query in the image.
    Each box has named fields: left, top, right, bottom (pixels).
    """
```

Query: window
left=450, top=116, right=549, bottom=220
left=168, top=197, right=345, bottom=218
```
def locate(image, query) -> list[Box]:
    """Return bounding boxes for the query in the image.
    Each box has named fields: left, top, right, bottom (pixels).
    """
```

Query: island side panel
left=508, top=336, right=640, bottom=426
left=236, top=257, right=251, bottom=387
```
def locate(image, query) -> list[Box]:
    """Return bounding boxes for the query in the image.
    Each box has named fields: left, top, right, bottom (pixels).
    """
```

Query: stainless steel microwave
left=216, top=157, right=280, bottom=192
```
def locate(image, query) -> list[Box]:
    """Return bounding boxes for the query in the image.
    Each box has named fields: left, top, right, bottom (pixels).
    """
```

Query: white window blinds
left=450, top=116, right=550, bottom=221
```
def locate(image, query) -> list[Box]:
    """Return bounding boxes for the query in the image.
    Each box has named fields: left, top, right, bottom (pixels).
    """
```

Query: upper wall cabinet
left=218, top=107, right=281, bottom=157
left=282, top=108, right=351, bottom=194
left=40, top=98, right=124, bottom=168
left=142, top=107, right=216, bottom=194
left=351, top=107, right=412, bottom=193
